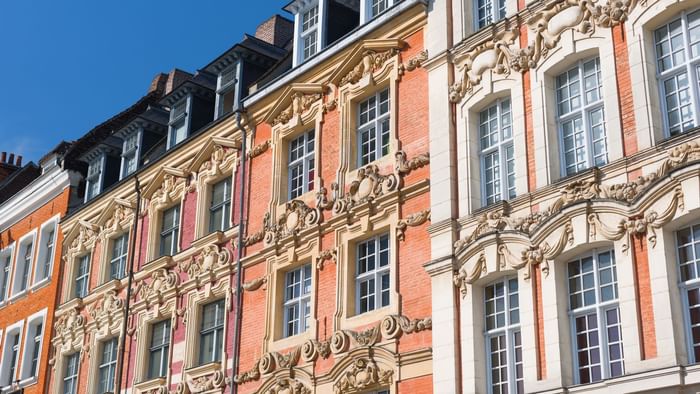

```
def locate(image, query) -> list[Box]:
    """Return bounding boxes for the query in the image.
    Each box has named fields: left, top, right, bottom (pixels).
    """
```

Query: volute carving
left=333, top=165, right=399, bottom=214
left=134, top=268, right=179, bottom=304
left=301, top=339, right=331, bottom=362
left=264, top=200, right=322, bottom=246
left=395, top=150, right=430, bottom=176
left=179, top=244, right=232, bottom=280
left=501, top=221, right=574, bottom=280
left=264, top=378, right=311, bottom=394
left=380, top=314, right=432, bottom=339
left=453, top=253, right=487, bottom=297
left=396, top=209, right=431, bottom=241
left=233, top=360, right=260, bottom=384
left=334, top=357, right=393, bottom=394
left=340, top=48, right=399, bottom=86
left=399, top=49, right=429, bottom=74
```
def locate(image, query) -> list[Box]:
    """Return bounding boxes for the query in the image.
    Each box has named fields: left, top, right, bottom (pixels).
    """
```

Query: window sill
left=30, top=277, right=51, bottom=291
left=18, top=376, right=37, bottom=386
left=8, top=290, right=28, bottom=303
left=343, top=305, right=392, bottom=331
left=133, top=376, right=166, bottom=393
left=270, top=330, right=312, bottom=353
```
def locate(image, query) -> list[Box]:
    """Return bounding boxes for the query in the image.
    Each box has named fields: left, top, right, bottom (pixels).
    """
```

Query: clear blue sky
left=0, top=0, right=288, bottom=164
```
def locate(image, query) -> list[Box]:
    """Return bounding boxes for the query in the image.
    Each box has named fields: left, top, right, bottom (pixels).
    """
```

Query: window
left=288, top=130, right=315, bottom=199
left=63, top=353, right=80, bottom=394
left=35, top=224, right=56, bottom=283
left=356, top=234, right=390, bottom=314
left=110, top=234, right=128, bottom=280
left=216, top=67, right=237, bottom=118
left=357, top=89, right=390, bottom=166
left=148, top=320, right=171, bottom=379
left=98, top=338, right=118, bottom=394
left=209, top=178, right=232, bottom=233
left=121, top=132, right=140, bottom=178
left=655, top=10, right=700, bottom=136
left=567, top=250, right=623, bottom=384
left=283, top=264, right=312, bottom=337
left=479, top=98, right=515, bottom=205
left=556, top=57, right=608, bottom=176
left=300, top=5, right=319, bottom=62
left=199, top=300, right=225, bottom=365
left=676, top=223, right=700, bottom=362
left=475, top=0, right=506, bottom=28
left=14, top=241, right=34, bottom=294
left=85, top=156, right=104, bottom=201
left=21, top=318, right=43, bottom=380
left=4, top=332, right=20, bottom=386
left=0, top=251, right=11, bottom=303
left=370, top=0, right=390, bottom=17
left=75, top=254, right=90, bottom=299
left=484, top=278, right=523, bottom=394
left=159, top=205, right=180, bottom=257
left=168, top=99, right=189, bottom=149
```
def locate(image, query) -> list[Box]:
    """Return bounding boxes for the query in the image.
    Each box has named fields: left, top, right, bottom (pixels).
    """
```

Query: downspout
left=115, top=176, right=141, bottom=394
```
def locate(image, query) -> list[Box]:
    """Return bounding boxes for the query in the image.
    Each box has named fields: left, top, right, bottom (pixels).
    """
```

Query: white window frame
left=62, top=352, right=80, bottom=394
left=120, top=130, right=142, bottom=179
left=159, top=205, right=180, bottom=257
left=0, top=320, right=24, bottom=389
left=654, top=9, right=700, bottom=137
left=293, top=1, right=326, bottom=66
left=357, top=88, right=391, bottom=167
left=567, top=249, right=624, bottom=384
left=474, top=0, right=506, bottom=29
left=167, top=97, right=191, bottom=150
left=676, top=223, right=700, bottom=363
left=555, top=57, right=609, bottom=177
left=209, top=178, right=232, bottom=234
left=360, top=0, right=394, bottom=22
left=283, top=264, right=312, bottom=338
left=484, top=277, right=523, bottom=394
left=33, top=215, right=59, bottom=286
left=19, top=308, right=46, bottom=384
left=97, top=337, right=118, bottom=394
left=199, top=299, right=225, bottom=365
left=287, top=130, right=316, bottom=200
left=0, top=244, right=15, bottom=305
left=215, top=65, right=238, bottom=119
left=109, top=233, right=129, bottom=281
left=74, top=254, right=91, bottom=299
left=478, top=98, right=515, bottom=206
left=85, top=154, right=105, bottom=202
left=11, top=231, right=36, bottom=298
left=355, top=234, right=391, bottom=315
left=147, top=319, right=171, bottom=379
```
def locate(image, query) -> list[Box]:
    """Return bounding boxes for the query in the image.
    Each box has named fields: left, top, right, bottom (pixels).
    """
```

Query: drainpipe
left=230, top=107, right=249, bottom=394
left=115, top=176, right=141, bottom=394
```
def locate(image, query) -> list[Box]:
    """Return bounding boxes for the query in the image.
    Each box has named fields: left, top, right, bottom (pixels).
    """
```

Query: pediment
left=263, top=83, right=327, bottom=127
left=142, top=166, right=189, bottom=200
left=188, top=136, right=241, bottom=174
left=64, top=219, right=100, bottom=253
left=328, top=39, right=406, bottom=86
left=95, top=198, right=135, bottom=229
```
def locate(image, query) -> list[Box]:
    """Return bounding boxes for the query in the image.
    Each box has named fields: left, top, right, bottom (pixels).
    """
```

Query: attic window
left=120, top=131, right=140, bottom=179
left=85, top=155, right=104, bottom=201
left=216, top=66, right=237, bottom=119
left=300, top=5, right=320, bottom=62
left=168, top=99, right=189, bottom=149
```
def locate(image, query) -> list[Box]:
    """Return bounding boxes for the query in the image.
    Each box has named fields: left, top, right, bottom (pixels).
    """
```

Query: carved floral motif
left=264, top=378, right=311, bottom=394
left=340, top=49, right=399, bottom=86
left=134, top=268, right=179, bottom=304
left=271, top=93, right=322, bottom=126
left=334, top=357, right=393, bottom=394
left=186, top=369, right=228, bottom=393
left=179, top=244, right=232, bottom=281
left=248, top=140, right=271, bottom=159
left=399, top=49, right=429, bottom=74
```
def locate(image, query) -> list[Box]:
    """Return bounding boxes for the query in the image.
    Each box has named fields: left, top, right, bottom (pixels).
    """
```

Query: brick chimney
left=165, top=69, right=193, bottom=95
left=148, top=72, right=169, bottom=94
left=0, top=151, right=22, bottom=183
left=255, top=15, right=294, bottom=48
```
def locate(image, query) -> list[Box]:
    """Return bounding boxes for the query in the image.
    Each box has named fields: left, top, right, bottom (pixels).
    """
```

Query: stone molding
left=316, top=248, right=338, bottom=270
left=396, top=209, right=431, bottom=241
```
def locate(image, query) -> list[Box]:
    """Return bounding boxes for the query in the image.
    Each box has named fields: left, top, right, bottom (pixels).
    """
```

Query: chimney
left=16, top=156, right=22, bottom=167
left=148, top=73, right=169, bottom=94
left=1, top=152, right=5, bottom=163
left=8, top=153, right=14, bottom=165
left=165, top=69, right=193, bottom=95
left=0, top=151, right=21, bottom=183
left=255, top=15, right=294, bottom=48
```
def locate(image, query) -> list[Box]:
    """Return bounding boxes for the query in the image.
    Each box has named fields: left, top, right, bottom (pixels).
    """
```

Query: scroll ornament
left=399, top=49, right=428, bottom=74
left=248, top=139, right=271, bottom=159
left=265, top=378, right=311, bottom=394
left=271, top=92, right=322, bottom=126
left=395, top=150, right=430, bottom=176
left=334, top=357, right=393, bottom=394
left=453, top=253, right=487, bottom=297
left=264, top=200, right=322, bottom=245
left=333, top=165, right=399, bottom=214
left=179, top=244, right=232, bottom=281
left=340, top=48, right=399, bottom=86
left=133, top=268, right=179, bottom=304
left=87, top=290, right=124, bottom=327
left=396, top=209, right=431, bottom=241
left=186, top=370, right=228, bottom=393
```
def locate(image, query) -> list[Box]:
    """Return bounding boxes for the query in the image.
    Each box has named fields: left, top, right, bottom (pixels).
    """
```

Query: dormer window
left=361, top=0, right=394, bottom=21
left=120, top=132, right=140, bottom=179
left=216, top=66, right=238, bottom=119
left=301, top=5, right=320, bottom=62
left=85, top=155, right=104, bottom=201
left=168, top=99, right=190, bottom=149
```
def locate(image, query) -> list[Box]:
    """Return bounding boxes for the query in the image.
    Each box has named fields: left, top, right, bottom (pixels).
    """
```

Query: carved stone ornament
left=271, top=92, right=322, bottom=126
left=588, top=187, right=685, bottom=252
left=399, top=49, right=429, bottom=75
left=316, top=182, right=340, bottom=211
left=301, top=339, right=332, bottom=362
left=333, top=165, right=399, bottom=214
left=186, top=369, right=228, bottom=393
left=179, top=244, right=232, bottom=282
left=397, top=209, right=431, bottom=241
left=395, top=150, right=430, bottom=176
left=69, top=220, right=98, bottom=253
left=248, top=139, right=271, bottom=159
left=198, top=145, right=236, bottom=178
left=88, top=289, right=124, bottom=328
left=452, top=253, right=487, bottom=297
left=316, top=248, right=338, bottom=270
left=150, top=173, right=188, bottom=208
left=264, top=200, right=322, bottom=246
left=103, top=200, right=133, bottom=234
left=340, top=48, right=399, bottom=86
left=241, top=276, right=268, bottom=292
left=234, top=348, right=301, bottom=383
left=323, top=98, right=338, bottom=113
left=264, top=377, right=311, bottom=394
left=233, top=360, right=260, bottom=384
left=333, top=357, right=393, bottom=394
left=54, top=307, right=85, bottom=341
left=380, top=314, right=432, bottom=339
left=134, top=268, right=179, bottom=305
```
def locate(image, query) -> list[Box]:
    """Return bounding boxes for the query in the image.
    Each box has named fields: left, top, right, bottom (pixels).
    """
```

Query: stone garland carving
left=316, top=248, right=338, bottom=270
left=272, top=93, right=322, bottom=126
left=334, top=357, right=393, bottom=394
left=450, top=0, right=643, bottom=103
left=333, top=165, right=399, bottom=214
left=395, top=150, right=430, bottom=176
left=399, top=49, right=429, bottom=75
left=186, top=370, right=228, bottom=393
left=133, top=268, right=179, bottom=305
left=87, top=290, right=124, bottom=328
left=452, top=253, right=487, bottom=297
left=340, top=48, right=400, bottom=86
left=588, top=187, right=685, bottom=252
left=396, top=209, right=431, bottom=241
left=233, top=360, right=261, bottom=384
left=265, top=378, right=311, bottom=394
left=178, top=244, right=232, bottom=282
left=241, top=276, right=268, bottom=292
left=248, top=139, right=271, bottom=159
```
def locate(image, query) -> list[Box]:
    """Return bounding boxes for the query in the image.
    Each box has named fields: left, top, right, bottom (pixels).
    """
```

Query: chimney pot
left=1, top=152, right=6, bottom=163
left=16, top=156, right=22, bottom=167
left=8, top=153, right=14, bottom=165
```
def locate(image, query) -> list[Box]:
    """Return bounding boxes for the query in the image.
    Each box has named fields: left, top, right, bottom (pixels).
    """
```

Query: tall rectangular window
left=568, top=250, right=623, bottom=384
left=37, top=228, right=55, bottom=282
left=29, top=322, right=42, bottom=378
left=484, top=278, right=523, bottom=394
left=86, top=156, right=103, bottom=201
left=199, top=300, right=225, bottom=365
left=556, top=57, right=608, bottom=176
left=63, top=353, right=80, bottom=394
left=371, top=0, right=389, bottom=16
left=160, top=205, right=180, bottom=257
left=98, top=338, right=118, bottom=394
left=148, top=320, right=171, bottom=379
left=216, top=67, right=237, bottom=118
left=0, top=254, right=10, bottom=302
left=654, top=11, right=700, bottom=136
left=75, top=254, right=90, bottom=299
left=18, top=242, right=33, bottom=292
left=121, top=132, right=139, bottom=178
left=288, top=131, right=315, bottom=199
left=110, top=234, right=128, bottom=280
left=300, top=6, right=319, bottom=61
left=6, top=332, right=20, bottom=385
left=677, top=223, right=700, bottom=361
left=284, top=264, right=312, bottom=337
left=209, top=178, right=232, bottom=233
left=479, top=98, right=515, bottom=205
left=357, top=89, right=390, bottom=166
left=168, top=100, right=188, bottom=149
left=476, top=0, right=506, bottom=28
left=356, top=234, right=390, bottom=314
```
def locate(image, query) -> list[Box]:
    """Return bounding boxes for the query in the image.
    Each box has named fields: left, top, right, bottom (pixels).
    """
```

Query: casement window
left=300, top=5, right=320, bottom=62
left=29, top=323, right=42, bottom=378
left=654, top=10, right=700, bottom=136
left=97, top=338, right=118, bottom=394
left=21, top=318, right=43, bottom=380
left=370, top=0, right=392, bottom=17
left=356, top=234, right=390, bottom=314
left=475, top=0, right=506, bottom=29
left=75, top=254, right=91, bottom=299
left=85, top=156, right=104, bottom=201
left=209, top=178, right=232, bottom=233
left=63, top=353, right=80, bottom=394
left=567, top=250, right=624, bottom=384
left=120, top=132, right=140, bottom=179
left=484, top=278, right=523, bottom=394
left=283, top=264, right=312, bottom=337
left=199, top=299, right=225, bottom=365
left=288, top=130, right=315, bottom=199
left=479, top=98, right=515, bottom=205
left=148, top=320, right=171, bottom=379
left=168, top=99, right=189, bottom=149
left=357, top=89, right=390, bottom=166
left=556, top=57, right=608, bottom=176
left=0, top=253, right=10, bottom=302
left=35, top=223, right=56, bottom=283
left=110, top=234, right=128, bottom=280
left=14, top=241, right=34, bottom=294
left=676, top=223, right=700, bottom=362
left=3, top=332, right=20, bottom=386
left=159, top=205, right=180, bottom=257
left=216, top=66, right=237, bottom=119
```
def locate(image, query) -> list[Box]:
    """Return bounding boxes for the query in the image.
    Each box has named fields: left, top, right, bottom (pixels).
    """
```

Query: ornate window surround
left=131, top=296, right=177, bottom=393
left=84, top=289, right=124, bottom=394
left=50, top=307, right=86, bottom=394
left=62, top=220, right=99, bottom=303
left=95, top=198, right=135, bottom=286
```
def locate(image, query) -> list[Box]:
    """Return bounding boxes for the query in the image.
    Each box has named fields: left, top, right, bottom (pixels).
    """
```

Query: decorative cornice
left=396, top=209, right=431, bottom=241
